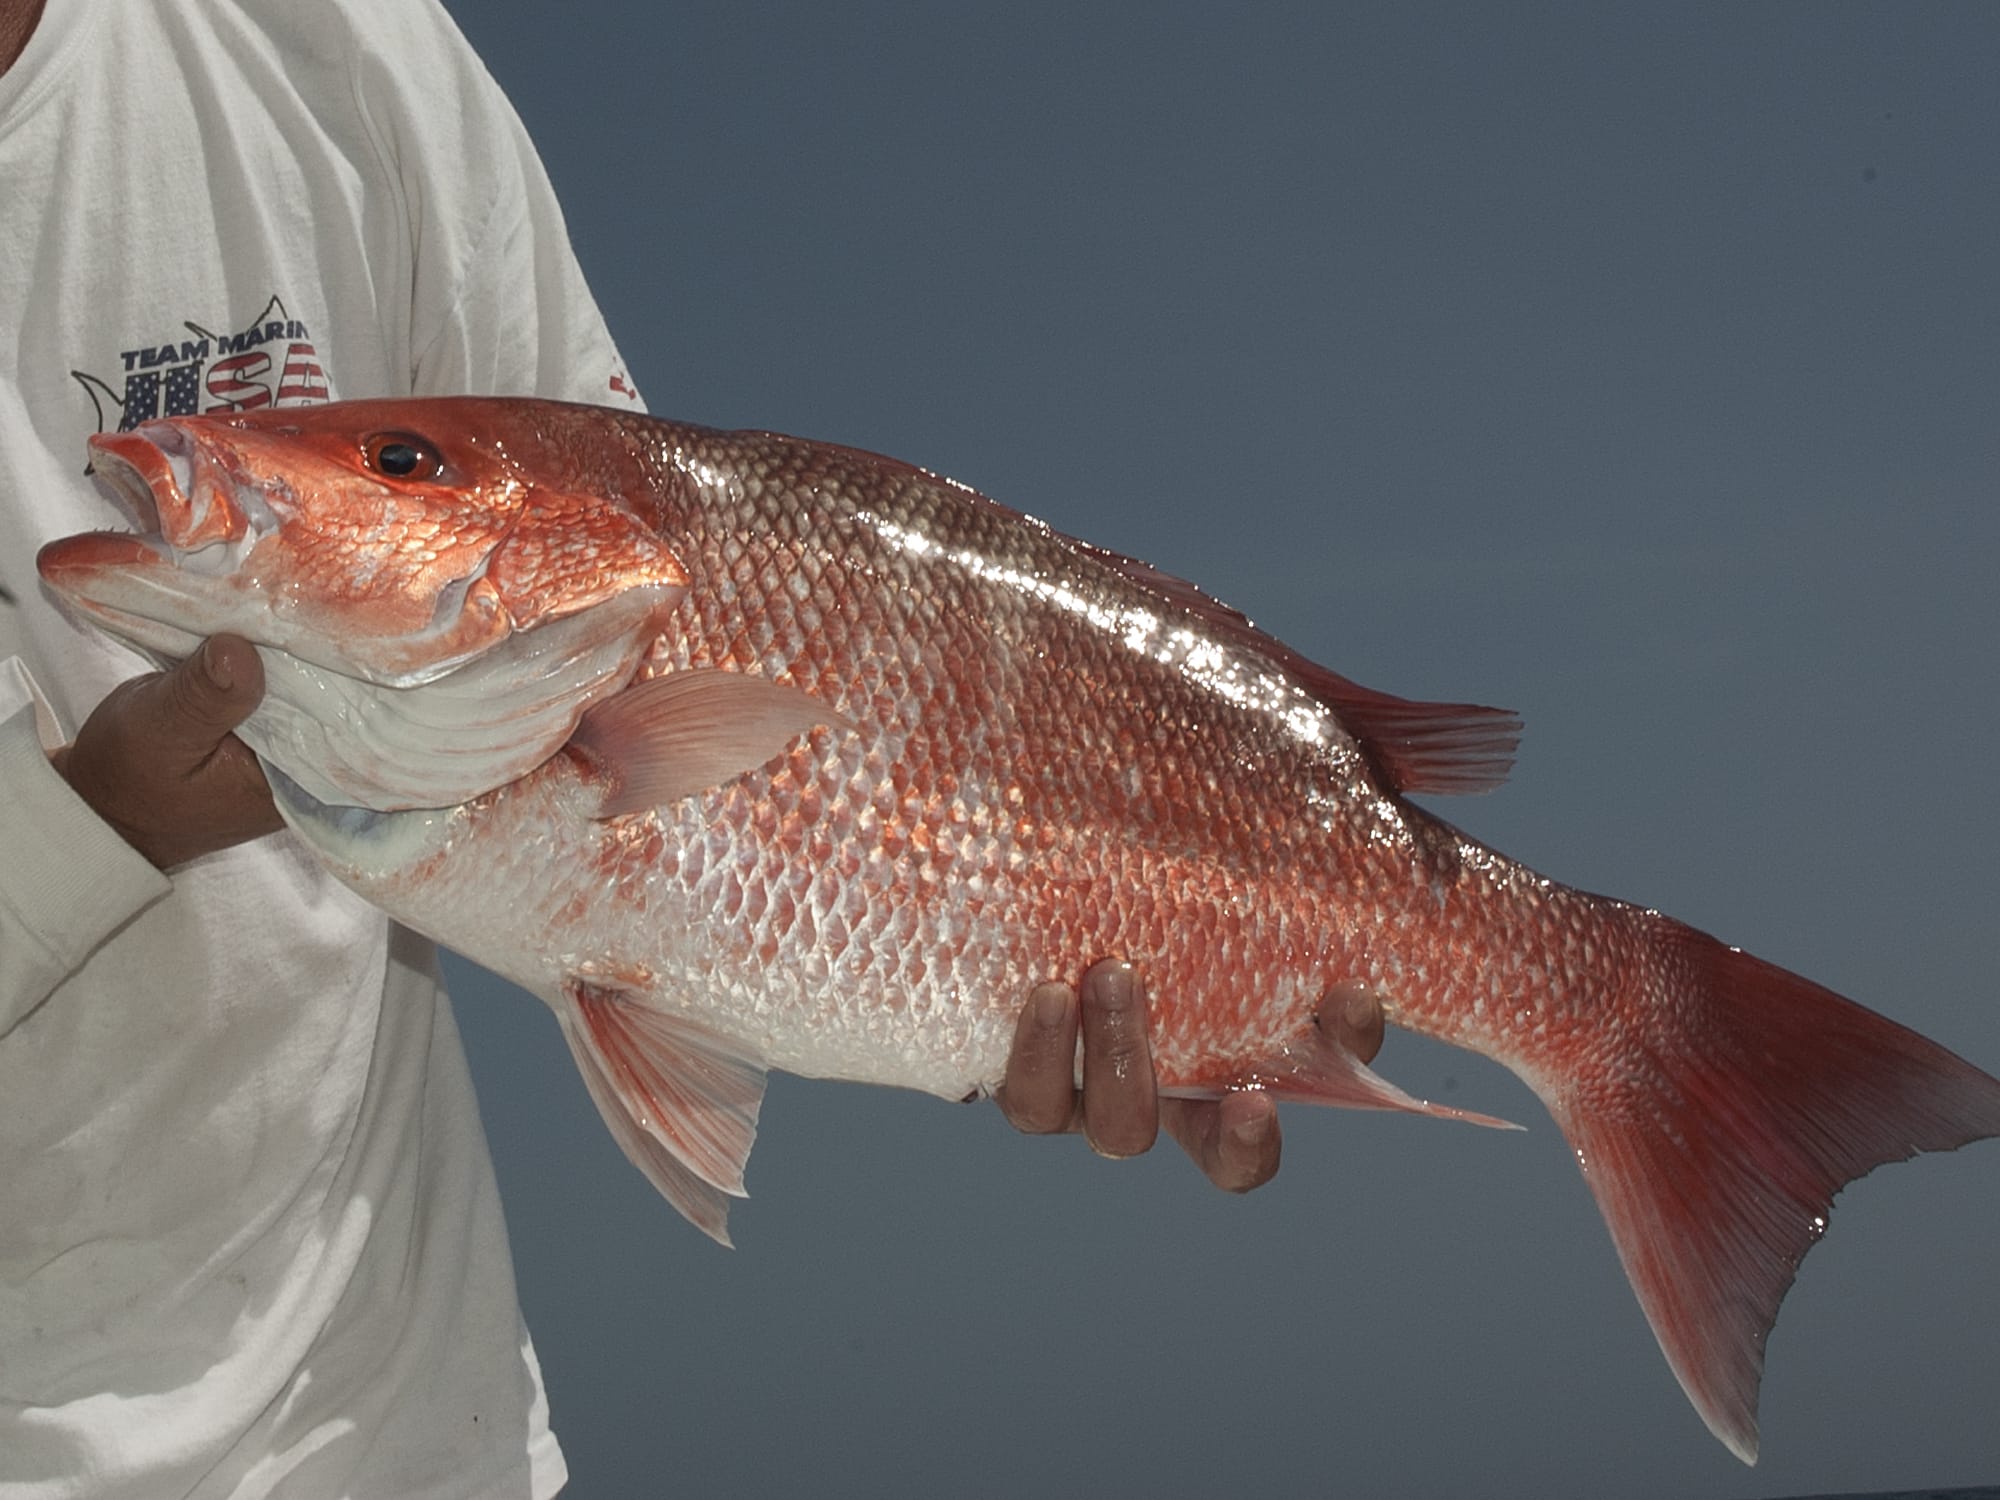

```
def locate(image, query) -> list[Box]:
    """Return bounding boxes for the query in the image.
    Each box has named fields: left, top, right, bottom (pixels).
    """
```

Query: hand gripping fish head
left=37, top=399, right=692, bottom=809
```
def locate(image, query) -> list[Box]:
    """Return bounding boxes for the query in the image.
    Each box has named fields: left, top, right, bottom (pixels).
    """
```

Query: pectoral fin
left=569, top=666, right=850, bottom=818
left=558, top=979, right=769, bottom=1246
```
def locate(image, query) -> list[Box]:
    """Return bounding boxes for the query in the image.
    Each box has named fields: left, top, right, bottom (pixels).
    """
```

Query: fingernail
left=202, top=639, right=233, bottom=691
left=1093, top=961, right=1136, bottom=1009
left=1030, top=985, right=1069, bottom=1028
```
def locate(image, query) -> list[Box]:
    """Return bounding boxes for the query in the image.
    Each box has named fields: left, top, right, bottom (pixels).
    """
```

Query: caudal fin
left=1540, top=917, right=2000, bottom=1464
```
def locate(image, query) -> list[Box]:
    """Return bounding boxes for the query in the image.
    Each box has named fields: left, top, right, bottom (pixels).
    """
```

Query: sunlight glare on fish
left=854, top=508, right=1338, bottom=750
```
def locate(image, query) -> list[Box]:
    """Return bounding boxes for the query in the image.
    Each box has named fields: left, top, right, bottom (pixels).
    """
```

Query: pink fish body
left=38, top=396, right=2000, bottom=1463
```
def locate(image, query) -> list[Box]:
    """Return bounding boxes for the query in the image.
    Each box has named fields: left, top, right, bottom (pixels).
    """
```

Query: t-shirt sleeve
left=0, top=658, right=170, bottom=1036
left=348, top=0, right=648, bottom=410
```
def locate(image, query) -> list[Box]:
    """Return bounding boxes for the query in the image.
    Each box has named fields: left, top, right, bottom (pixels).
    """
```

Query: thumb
left=1323, top=982, right=1386, bottom=1065
left=148, top=635, right=267, bottom=750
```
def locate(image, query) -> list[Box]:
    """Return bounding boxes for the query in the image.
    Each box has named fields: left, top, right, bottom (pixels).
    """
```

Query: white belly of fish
left=269, top=746, right=1024, bottom=1102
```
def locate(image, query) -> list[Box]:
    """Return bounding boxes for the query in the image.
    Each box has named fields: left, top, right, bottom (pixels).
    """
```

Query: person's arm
left=348, top=1, right=639, bottom=409
left=0, top=639, right=276, bottom=1034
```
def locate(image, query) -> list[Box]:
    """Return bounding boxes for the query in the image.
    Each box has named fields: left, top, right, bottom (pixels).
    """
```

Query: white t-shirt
left=0, top=2, right=643, bottom=1495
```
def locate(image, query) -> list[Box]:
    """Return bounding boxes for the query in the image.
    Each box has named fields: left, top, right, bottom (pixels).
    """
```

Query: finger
left=1078, top=960, right=1158, bottom=1159
left=1324, top=983, right=1386, bottom=1065
left=997, top=982, right=1081, bottom=1134
left=151, top=636, right=266, bottom=754
left=1161, top=1090, right=1282, bottom=1193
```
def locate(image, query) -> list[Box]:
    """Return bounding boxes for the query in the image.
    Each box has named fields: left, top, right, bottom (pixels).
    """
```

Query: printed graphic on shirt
left=71, top=295, right=333, bottom=438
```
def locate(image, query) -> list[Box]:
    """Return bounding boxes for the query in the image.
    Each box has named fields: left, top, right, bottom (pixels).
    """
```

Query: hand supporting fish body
left=39, top=396, right=2000, bottom=1464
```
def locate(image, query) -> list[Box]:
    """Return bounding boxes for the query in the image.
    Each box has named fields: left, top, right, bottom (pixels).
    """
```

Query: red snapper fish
left=37, top=397, right=2000, bottom=1463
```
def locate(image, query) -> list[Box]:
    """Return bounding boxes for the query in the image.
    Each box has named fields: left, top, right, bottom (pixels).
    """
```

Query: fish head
left=38, top=398, right=691, bottom=809
left=42, top=399, right=688, bottom=684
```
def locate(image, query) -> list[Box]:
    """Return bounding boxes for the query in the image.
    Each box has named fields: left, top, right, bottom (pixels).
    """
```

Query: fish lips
left=40, top=423, right=515, bottom=687
left=38, top=426, right=272, bottom=668
left=92, top=422, right=253, bottom=549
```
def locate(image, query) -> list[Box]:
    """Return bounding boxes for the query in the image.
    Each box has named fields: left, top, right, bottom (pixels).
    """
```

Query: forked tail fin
left=1539, top=916, right=2000, bottom=1464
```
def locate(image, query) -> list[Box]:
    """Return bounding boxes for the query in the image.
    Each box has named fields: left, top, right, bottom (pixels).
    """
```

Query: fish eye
left=364, top=433, right=442, bottom=480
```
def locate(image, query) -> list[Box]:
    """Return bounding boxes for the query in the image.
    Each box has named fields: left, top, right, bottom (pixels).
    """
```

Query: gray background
left=434, top=4, right=2000, bottom=1496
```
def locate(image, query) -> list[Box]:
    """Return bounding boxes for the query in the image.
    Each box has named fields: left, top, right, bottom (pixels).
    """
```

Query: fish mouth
left=91, top=423, right=298, bottom=560
left=88, top=434, right=167, bottom=535
left=39, top=424, right=503, bottom=687
left=36, top=428, right=283, bottom=668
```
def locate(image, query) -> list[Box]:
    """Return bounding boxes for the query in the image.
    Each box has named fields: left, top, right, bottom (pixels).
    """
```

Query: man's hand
left=997, top=959, right=1386, bottom=1193
left=48, top=635, right=282, bottom=869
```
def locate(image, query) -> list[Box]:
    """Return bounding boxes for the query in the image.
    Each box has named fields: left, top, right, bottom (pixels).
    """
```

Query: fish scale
left=567, top=421, right=1375, bottom=1074
left=36, top=395, right=2000, bottom=1464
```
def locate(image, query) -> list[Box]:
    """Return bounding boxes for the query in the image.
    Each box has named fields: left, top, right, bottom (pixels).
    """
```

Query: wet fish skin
left=36, top=396, right=2000, bottom=1464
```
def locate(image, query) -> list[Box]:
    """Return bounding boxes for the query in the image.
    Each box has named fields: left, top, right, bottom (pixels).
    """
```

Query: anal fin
left=1171, top=1018, right=1521, bottom=1131
left=558, top=979, right=769, bottom=1246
